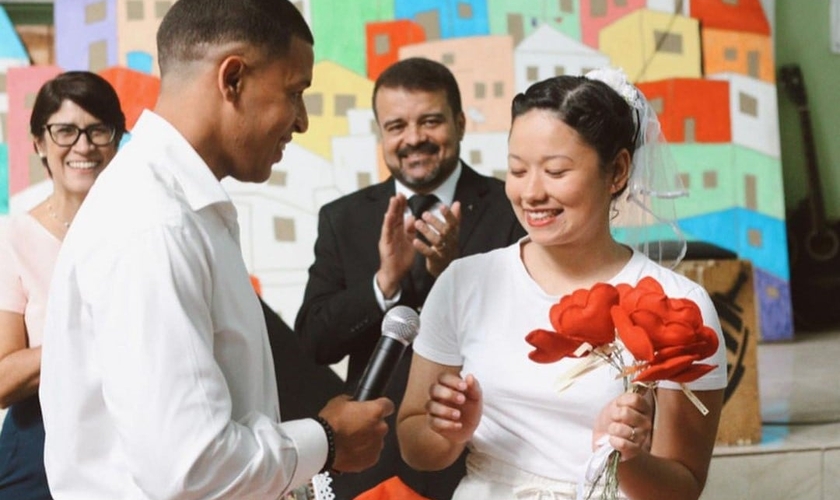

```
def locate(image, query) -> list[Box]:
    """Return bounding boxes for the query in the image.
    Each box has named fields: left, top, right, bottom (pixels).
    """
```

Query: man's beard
left=392, top=141, right=459, bottom=191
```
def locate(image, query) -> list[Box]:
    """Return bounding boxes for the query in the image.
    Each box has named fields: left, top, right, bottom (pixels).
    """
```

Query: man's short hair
left=157, top=0, right=314, bottom=76
left=372, top=57, right=463, bottom=118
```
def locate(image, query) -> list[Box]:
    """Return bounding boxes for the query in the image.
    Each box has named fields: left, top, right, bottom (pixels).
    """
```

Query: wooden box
left=675, top=259, right=762, bottom=445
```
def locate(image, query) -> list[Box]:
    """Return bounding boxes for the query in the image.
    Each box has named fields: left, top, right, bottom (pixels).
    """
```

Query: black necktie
left=406, top=194, right=439, bottom=301
left=407, top=194, right=439, bottom=221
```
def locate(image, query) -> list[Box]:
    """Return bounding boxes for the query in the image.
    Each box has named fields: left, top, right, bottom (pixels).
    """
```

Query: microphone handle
left=353, top=336, right=408, bottom=402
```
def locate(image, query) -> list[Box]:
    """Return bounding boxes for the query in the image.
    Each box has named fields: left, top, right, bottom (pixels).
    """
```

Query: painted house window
left=684, top=117, right=696, bottom=143
left=375, top=34, right=390, bottom=55
left=649, top=97, right=664, bottom=114
left=268, top=171, right=287, bottom=186
left=655, top=31, right=683, bottom=54
left=85, top=1, right=107, bottom=23
left=416, top=11, right=441, bottom=40
left=703, top=171, right=718, bottom=189
left=526, top=66, right=539, bottom=81
left=507, top=13, right=525, bottom=44
left=475, top=82, right=486, bottom=99
left=127, top=1, right=144, bottom=20
left=723, top=0, right=740, bottom=5
left=747, top=50, right=760, bottom=78
left=554, top=65, right=565, bottom=76
left=30, top=153, right=48, bottom=184
left=89, top=40, right=108, bottom=72
left=560, top=0, right=574, bottom=13
left=458, top=2, right=473, bottom=19
left=724, top=47, right=738, bottom=61
left=155, top=2, right=172, bottom=19
left=745, top=174, right=758, bottom=210
left=739, top=92, right=758, bottom=117
left=748, top=228, right=762, bottom=248
left=291, top=0, right=305, bottom=14
left=614, top=0, right=627, bottom=6
left=304, top=93, right=323, bottom=116
left=442, top=53, right=455, bottom=65
left=357, top=172, right=372, bottom=189
left=493, top=81, right=504, bottom=98
left=273, top=217, right=296, bottom=242
left=591, top=0, right=608, bottom=17
left=679, top=173, right=690, bottom=189
left=470, top=149, right=483, bottom=165
left=334, top=94, right=357, bottom=117
left=0, top=73, right=5, bottom=93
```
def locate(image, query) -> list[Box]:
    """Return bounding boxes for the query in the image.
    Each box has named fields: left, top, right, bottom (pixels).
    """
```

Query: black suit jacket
left=295, top=163, right=524, bottom=500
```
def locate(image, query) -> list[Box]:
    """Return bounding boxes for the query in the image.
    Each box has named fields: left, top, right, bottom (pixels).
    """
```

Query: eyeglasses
left=44, top=123, right=116, bottom=147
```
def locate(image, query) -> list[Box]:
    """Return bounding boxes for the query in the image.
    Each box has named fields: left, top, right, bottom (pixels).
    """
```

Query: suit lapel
left=453, top=163, right=493, bottom=250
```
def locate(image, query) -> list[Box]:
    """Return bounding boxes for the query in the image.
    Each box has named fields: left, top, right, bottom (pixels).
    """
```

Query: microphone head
left=382, top=305, right=420, bottom=345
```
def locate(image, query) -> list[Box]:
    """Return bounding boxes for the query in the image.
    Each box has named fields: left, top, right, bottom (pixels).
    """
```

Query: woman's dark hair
left=372, top=57, right=463, bottom=118
left=511, top=76, right=637, bottom=196
left=156, top=0, right=314, bottom=76
left=30, top=71, right=127, bottom=144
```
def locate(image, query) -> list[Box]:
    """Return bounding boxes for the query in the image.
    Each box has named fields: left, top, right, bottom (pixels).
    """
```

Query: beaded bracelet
left=313, top=416, right=337, bottom=474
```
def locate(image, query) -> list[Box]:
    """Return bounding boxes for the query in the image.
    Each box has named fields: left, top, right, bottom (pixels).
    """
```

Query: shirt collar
left=394, top=161, right=462, bottom=207
left=134, top=110, right=233, bottom=213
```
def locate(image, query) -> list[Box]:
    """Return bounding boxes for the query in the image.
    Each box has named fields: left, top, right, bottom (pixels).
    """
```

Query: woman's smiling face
left=35, top=99, right=118, bottom=196
left=505, top=109, right=618, bottom=249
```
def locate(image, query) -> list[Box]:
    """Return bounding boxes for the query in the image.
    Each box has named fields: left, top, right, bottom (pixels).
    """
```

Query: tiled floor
left=701, top=329, right=840, bottom=500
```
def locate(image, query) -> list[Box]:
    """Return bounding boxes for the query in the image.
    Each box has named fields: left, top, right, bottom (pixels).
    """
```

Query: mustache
left=397, top=142, right=439, bottom=158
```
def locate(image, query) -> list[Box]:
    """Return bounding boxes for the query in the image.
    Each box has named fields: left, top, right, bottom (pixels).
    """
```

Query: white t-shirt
left=40, top=111, right=326, bottom=499
left=414, top=240, right=727, bottom=482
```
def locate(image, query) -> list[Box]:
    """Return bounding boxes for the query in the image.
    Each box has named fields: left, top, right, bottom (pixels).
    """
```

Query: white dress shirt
left=40, top=111, right=326, bottom=499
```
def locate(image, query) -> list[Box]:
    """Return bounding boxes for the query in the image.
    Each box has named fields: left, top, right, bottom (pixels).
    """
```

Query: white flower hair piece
left=585, top=67, right=640, bottom=109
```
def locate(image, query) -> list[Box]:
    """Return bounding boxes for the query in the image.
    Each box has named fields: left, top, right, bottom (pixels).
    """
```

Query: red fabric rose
left=611, top=277, right=718, bottom=383
left=526, top=283, right=619, bottom=363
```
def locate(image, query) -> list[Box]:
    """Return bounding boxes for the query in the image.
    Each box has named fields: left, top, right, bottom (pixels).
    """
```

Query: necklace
left=46, top=196, right=72, bottom=229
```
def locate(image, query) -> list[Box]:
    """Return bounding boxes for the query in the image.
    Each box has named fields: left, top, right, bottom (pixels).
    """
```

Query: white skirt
left=452, top=452, right=625, bottom=500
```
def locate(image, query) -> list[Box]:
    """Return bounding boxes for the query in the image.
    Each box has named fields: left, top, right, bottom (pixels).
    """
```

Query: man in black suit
left=295, top=57, right=524, bottom=500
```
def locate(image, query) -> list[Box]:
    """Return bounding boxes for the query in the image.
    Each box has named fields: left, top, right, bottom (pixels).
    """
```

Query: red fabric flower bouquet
left=525, top=277, right=719, bottom=500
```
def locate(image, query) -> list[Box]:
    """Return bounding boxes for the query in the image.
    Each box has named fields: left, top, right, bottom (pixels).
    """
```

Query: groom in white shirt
left=39, top=1, right=393, bottom=498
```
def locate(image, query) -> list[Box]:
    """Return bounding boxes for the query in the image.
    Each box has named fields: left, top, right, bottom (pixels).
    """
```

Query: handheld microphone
left=353, top=305, right=420, bottom=402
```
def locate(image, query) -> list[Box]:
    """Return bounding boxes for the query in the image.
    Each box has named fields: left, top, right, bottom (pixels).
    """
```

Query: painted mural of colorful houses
left=310, top=0, right=392, bottom=76
left=54, top=0, right=171, bottom=74
left=395, top=0, right=489, bottom=40
left=1, top=0, right=794, bottom=341
left=486, top=0, right=581, bottom=44
left=514, top=23, right=608, bottom=93
left=400, top=35, right=515, bottom=134
left=0, top=5, right=31, bottom=214
left=692, top=0, right=774, bottom=83
left=99, top=66, right=160, bottom=129
left=366, top=19, right=426, bottom=80
left=6, top=65, right=63, bottom=202
left=298, top=61, right=374, bottom=160
left=600, top=8, right=702, bottom=83
left=579, top=0, right=645, bottom=49
left=460, top=131, right=510, bottom=181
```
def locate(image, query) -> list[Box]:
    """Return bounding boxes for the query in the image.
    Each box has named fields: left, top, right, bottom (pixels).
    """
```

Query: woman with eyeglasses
left=0, top=71, right=125, bottom=498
